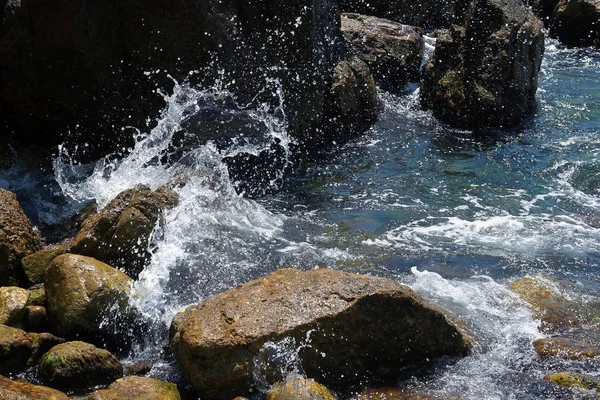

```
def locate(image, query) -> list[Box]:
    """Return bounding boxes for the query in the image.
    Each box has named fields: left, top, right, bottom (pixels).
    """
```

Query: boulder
left=0, top=325, right=34, bottom=374
left=21, top=244, right=68, bottom=285
left=549, top=0, right=600, bottom=47
left=0, top=286, right=30, bottom=327
left=533, top=337, right=600, bottom=360
left=39, top=341, right=123, bottom=390
left=341, top=14, right=424, bottom=92
left=83, top=376, right=181, bottom=400
left=69, top=185, right=178, bottom=278
left=420, top=0, right=544, bottom=129
left=267, top=374, right=337, bottom=400
left=0, top=374, right=69, bottom=400
left=28, top=332, right=65, bottom=363
left=170, top=268, right=473, bottom=400
left=544, top=371, right=600, bottom=392
left=44, top=254, right=138, bottom=350
left=0, top=189, right=41, bottom=286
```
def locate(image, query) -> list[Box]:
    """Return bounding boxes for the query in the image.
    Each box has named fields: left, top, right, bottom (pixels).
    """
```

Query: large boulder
left=341, top=14, right=424, bottom=92
left=69, top=185, right=177, bottom=278
left=549, top=0, right=600, bottom=47
left=0, top=189, right=41, bottom=286
left=0, top=286, right=30, bottom=327
left=420, top=0, right=544, bottom=129
left=83, top=376, right=182, bottom=400
left=44, top=254, right=138, bottom=350
left=0, top=375, right=69, bottom=400
left=170, top=268, right=473, bottom=400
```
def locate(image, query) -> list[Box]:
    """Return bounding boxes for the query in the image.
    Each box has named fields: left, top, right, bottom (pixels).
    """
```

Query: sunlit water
left=3, top=38, right=600, bottom=398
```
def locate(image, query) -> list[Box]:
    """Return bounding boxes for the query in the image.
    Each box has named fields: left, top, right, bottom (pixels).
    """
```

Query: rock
left=21, top=244, right=68, bottom=285
left=0, top=189, right=41, bottom=286
left=39, top=341, right=123, bottom=391
left=83, top=376, right=181, bottom=400
left=341, top=14, right=424, bottom=92
left=0, top=286, right=30, bottom=327
left=44, top=254, right=138, bottom=350
left=348, top=386, right=463, bottom=399
left=170, top=268, right=473, bottom=399
left=24, top=305, right=47, bottom=332
left=0, top=325, right=34, bottom=374
left=339, top=0, right=459, bottom=29
left=124, top=361, right=152, bottom=376
left=510, top=276, right=582, bottom=333
left=27, top=284, right=46, bottom=307
left=69, top=185, right=178, bottom=278
left=544, top=371, right=600, bottom=392
left=29, top=332, right=66, bottom=362
left=0, top=374, right=69, bottom=400
left=549, top=0, right=600, bottom=47
left=533, top=337, right=600, bottom=360
left=267, top=374, right=337, bottom=400
left=528, top=0, right=561, bottom=22
left=420, top=0, right=544, bottom=129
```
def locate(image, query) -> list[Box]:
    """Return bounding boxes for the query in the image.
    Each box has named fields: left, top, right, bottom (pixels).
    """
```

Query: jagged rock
left=0, top=189, right=41, bottom=286
left=267, top=374, right=337, bottom=400
left=544, top=371, right=600, bottom=392
left=341, top=14, right=423, bottom=92
left=339, top=0, right=459, bottom=29
left=39, top=341, right=123, bottom=390
left=170, top=268, right=473, bottom=400
left=44, top=254, right=138, bottom=350
left=24, top=305, right=47, bottom=332
left=69, top=185, right=178, bottom=278
left=0, top=374, right=69, bottom=400
left=533, top=337, right=600, bottom=360
left=21, top=244, right=68, bottom=285
left=420, top=0, right=544, bottom=129
left=27, top=284, right=46, bottom=307
left=549, top=0, right=600, bottom=47
left=0, top=325, right=34, bottom=374
left=83, top=376, right=181, bottom=400
left=0, top=286, right=30, bottom=327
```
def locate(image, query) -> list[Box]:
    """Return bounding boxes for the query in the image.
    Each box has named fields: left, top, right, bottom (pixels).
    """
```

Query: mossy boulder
left=533, top=337, right=600, bottom=360
left=83, top=376, right=181, bottom=400
left=21, top=244, right=68, bottom=285
left=0, top=374, right=69, bottom=400
left=544, top=371, right=600, bottom=392
left=39, top=341, right=123, bottom=390
left=0, top=189, right=42, bottom=286
left=0, top=286, right=30, bottom=327
left=0, top=324, right=34, bottom=374
left=69, top=185, right=178, bottom=278
left=44, top=254, right=138, bottom=350
left=170, top=268, right=473, bottom=400
left=267, top=374, right=337, bottom=400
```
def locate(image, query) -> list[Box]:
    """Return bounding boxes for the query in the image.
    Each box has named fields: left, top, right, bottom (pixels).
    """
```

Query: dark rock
left=0, top=325, right=34, bottom=374
left=420, top=0, right=544, bottom=129
left=533, top=337, right=600, bottom=360
left=24, top=305, right=47, bottom=333
left=44, top=254, right=138, bottom=351
left=0, top=189, right=42, bottom=286
left=528, top=0, right=561, bottom=22
left=0, top=374, right=69, bottom=400
left=21, top=244, right=68, bottom=285
left=549, top=0, right=600, bottom=47
left=267, top=374, right=337, bottom=400
left=341, top=14, right=424, bottom=92
left=29, top=332, right=66, bottom=362
left=0, top=286, right=30, bottom=327
left=170, top=268, right=473, bottom=400
left=39, top=341, right=123, bottom=390
left=83, top=376, right=181, bottom=400
left=124, top=362, right=152, bottom=376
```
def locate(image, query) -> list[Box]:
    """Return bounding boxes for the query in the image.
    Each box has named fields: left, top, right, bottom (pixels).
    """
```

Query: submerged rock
left=70, top=185, right=178, bottom=278
left=21, top=244, right=68, bottom=285
left=267, top=374, right=337, bottom=400
left=420, top=0, right=544, bottom=129
left=170, top=268, right=473, bottom=399
left=0, top=374, right=69, bottom=400
left=549, top=0, right=600, bottom=47
left=533, top=337, right=600, bottom=360
left=341, top=13, right=423, bottom=92
left=544, top=371, right=600, bottom=392
left=0, top=189, right=41, bottom=286
left=44, top=254, right=138, bottom=350
left=0, top=286, right=30, bottom=327
left=39, top=341, right=123, bottom=390
left=83, top=376, right=182, bottom=400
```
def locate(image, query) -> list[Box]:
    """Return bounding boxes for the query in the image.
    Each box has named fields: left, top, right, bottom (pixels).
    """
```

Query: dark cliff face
left=0, top=0, right=357, bottom=160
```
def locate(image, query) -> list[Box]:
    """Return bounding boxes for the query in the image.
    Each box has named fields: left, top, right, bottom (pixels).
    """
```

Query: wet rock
left=0, top=374, right=69, bottom=400
left=21, top=244, right=68, bottom=285
left=533, top=337, right=600, bottom=360
left=29, top=332, right=65, bottom=362
left=549, top=0, right=600, bottom=47
left=0, top=189, right=41, bottom=286
left=510, top=276, right=582, bottom=333
left=0, top=286, right=30, bottom=327
left=124, top=361, right=152, bottom=376
left=544, top=371, right=600, bottom=392
left=24, top=305, right=47, bottom=332
left=27, top=284, right=46, bottom=307
left=341, top=14, right=424, bottom=92
left=170, top=268, right=473, bottom=400
left=39, top=341, right=123, bottom=391
left=44, top=254, right=138, bottom=350
left=267, top=374, right=337, bottom=400
left=420, top=0, right=544, bottom=129
left=0, top=325, right=34, bottom=374
left=348, top=386, right=463, bottom=399
left=83, top=376, right=181, bottom=400
left=70, top=185, right=178, bottom=278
